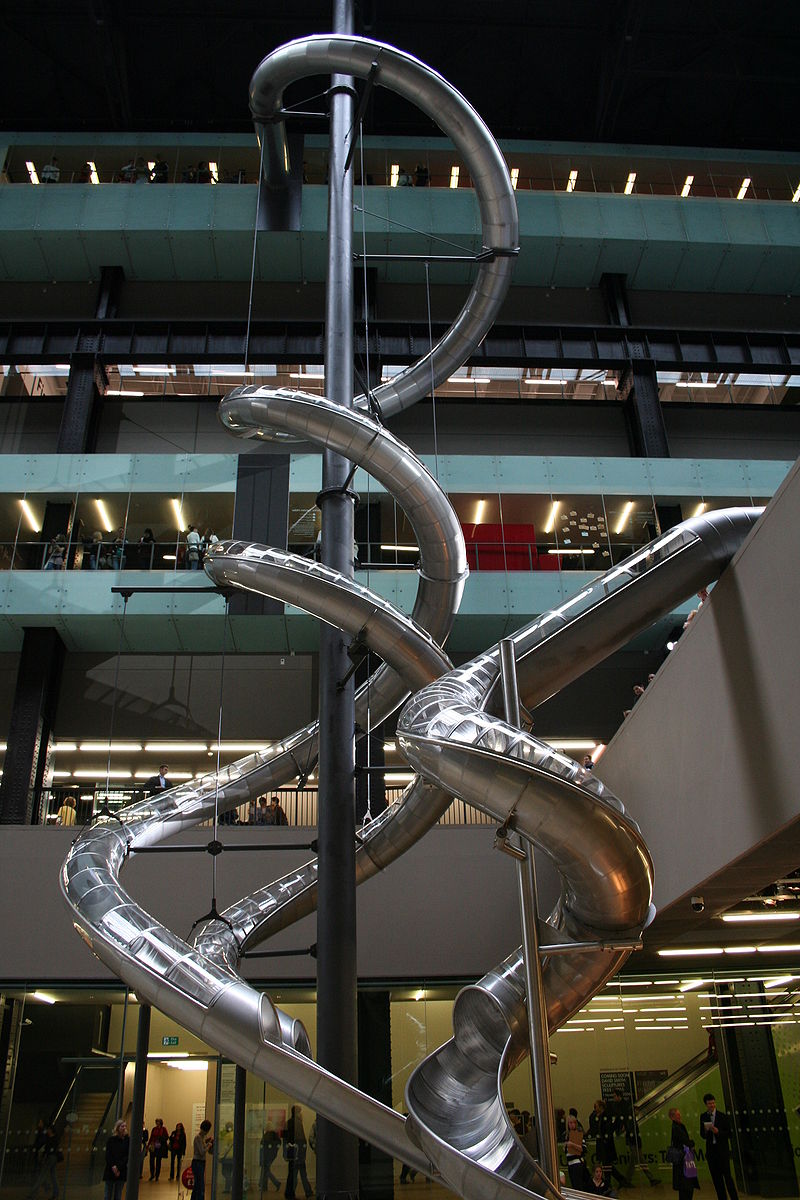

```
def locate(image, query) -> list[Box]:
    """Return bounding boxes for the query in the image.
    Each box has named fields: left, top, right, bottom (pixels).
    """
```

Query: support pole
left=231, top=1065, right=247, bottom=1200
left=498, top=640, right=560, bottom=1190
left=126, top=1003, right=151, bottom=1200
left=315, top=4, right=359, bottom=1200
left=115, top=990, right=130, bottom=1121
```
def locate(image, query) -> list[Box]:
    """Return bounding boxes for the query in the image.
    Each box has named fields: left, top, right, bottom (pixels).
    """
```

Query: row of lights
left=16, top=497, right=192, bottom=534
left=25, top=161, right=219, bottom=185
left=542, top=498, right=708, bottom=538
left=388, top=163, right=800, bottom=201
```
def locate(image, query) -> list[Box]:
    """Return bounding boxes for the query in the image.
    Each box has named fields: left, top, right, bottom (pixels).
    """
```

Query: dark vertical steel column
left=621, top=361, right=670, bottom=458
left=316, top=3, right=358, bottom=1200
left=498, top=640, right=560, bottom=1190
left=0, top=627, right=65, bottom=824
left=231, top=1066, right=247, bottom=1200
left=126, top=1003, right=151, bottom=1200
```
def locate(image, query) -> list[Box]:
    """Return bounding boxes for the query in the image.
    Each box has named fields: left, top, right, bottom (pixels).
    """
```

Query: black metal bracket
left=130, top=841, right=317, bottom=854
left=316, top=483, right=360, bottom=507
left=188, top=897, right=237, bottom=943
left=111, top=585, right=235, bottom=599
left=344, top=59, right=381, bottom=174
left=241, top=945, right=316, bottom=960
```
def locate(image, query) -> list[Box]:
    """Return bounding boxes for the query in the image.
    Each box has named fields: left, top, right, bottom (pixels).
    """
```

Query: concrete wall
left=0, top=824, right=553, bottom=985
left=597, top=456, right=800, bottom=937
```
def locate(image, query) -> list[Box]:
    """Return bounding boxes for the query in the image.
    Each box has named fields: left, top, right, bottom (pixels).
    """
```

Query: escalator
left=635, top=1043, right=718, bottom=1122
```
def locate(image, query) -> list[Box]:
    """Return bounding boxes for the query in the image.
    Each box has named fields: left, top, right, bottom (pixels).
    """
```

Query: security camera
left=691, top=895, right=705, bottom=913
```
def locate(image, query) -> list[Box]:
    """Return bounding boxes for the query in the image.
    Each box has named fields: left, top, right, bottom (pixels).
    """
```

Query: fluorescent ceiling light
left=681, top=175, right=694, bottom=197
left=390, top=164, right=399, bottom=187
left=132, top=769, right=193, bottom=780
left=474, top=499, right=486, bottom=524
left=692, top=502, right=707, bottom=518
left=87, top=161, right=100, bottom=185
left=80, top=742, right=142, bottom=753
left=95, top=499, right=113, bottom=533
left=624, top=172, right=636, bottom=195
left=566, top=170, right=578, bottom=193
left=543, top=501, right=560, bottom=534
left=660, top=948, right=724, bottom=957
left=380, top=544, right=419, bottom=552
left=384, top=741, right=396, bottom=752
left=737, top=177, right=751, bottom=200
left=209, top=369, right=253, bottom=376
left=524, top=376, right=569, bottom=386
left=449, top=166, right=460, bottom=189
left=548, top=548, right=596, bottom=556
left=757, top=943, right=800, bottom=953
left=210, top=742, right=267, bottom=752
left=132, top=365, right=175, bottom=375
left=19, top=499, right=41, bottom=533
left=166, top=1061, right=209, bottom=1071
left=32, top=991, right=57, bottom=1004
left=290, top=372, right=325, bottom=380
left=764, top=975, right=795, bottom=988
left=147, top=161, right=156, bottom=171
left=144, top=742, right=208, bottom=753
left=546, top=739, right=597, bottom=751
left=162, top=554, right=177, bottom=562
left=171, top=498, right=186, bottom=531
left=209, top=162, right=218, bottom=184
left=722, top=911, right=800, bottom=923
left=26, top=161, right=40, bottom=185
left=613, top=501, right=633, bottom=534
left=53, top=742, right=78, bottom=752
left=792, top=183, right=800, bottom=203
left=675, top=380, right=717, bottom=389
left=385, top=772, right=415, bottom=783
left=723, top=945, right=757, bottom=954
left=52, top=770, right=72, bottom=778
left=148, top=1051, right=189, bottom=1059
left=73, top=769, right=132, bottom=779
left=510, top=167, right=519, bottom=190
left=606, top=981, right=652, bottom=988
left=105, top=389, right=144, bottom=397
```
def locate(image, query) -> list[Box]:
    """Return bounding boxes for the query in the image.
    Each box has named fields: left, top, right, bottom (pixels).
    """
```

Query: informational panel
left=599, top=1069, right=634, bottom=1101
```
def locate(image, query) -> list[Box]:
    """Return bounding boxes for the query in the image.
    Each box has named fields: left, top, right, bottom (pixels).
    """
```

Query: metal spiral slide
left=61, top=33, right=762, bottom=1200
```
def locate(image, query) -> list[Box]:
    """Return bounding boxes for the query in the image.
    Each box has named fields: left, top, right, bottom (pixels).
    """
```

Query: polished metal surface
left=61, top=28, right=762, bottom=1200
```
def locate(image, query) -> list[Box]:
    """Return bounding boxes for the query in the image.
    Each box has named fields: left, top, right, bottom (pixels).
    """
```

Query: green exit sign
left=162, top=1036, right=179, bottom=1046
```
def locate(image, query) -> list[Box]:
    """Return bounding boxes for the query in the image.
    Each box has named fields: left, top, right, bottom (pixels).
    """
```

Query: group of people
left=40, top=526, right=219, bottom=572
left=558, top=1090, right=739, bottom=1200
left=100, top=1118, right=190, bottom=1199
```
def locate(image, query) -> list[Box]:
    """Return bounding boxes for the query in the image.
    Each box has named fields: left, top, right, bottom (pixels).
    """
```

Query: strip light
left=675, top=380, right=717, bottom=389
left=88, top=161, right=100, bottom=185
left=681, top=175, right=694, bottom=197
left=624, top=172, right=636, bottom=195
left=209, top=162, right=218, bottom=184
left=566, top=170, right=578, bottom=193
left=19, top=499, right=41, bottom=532
left=380, top=544, right=419, bottom=552
left=614, top=501, right=633, bottom=534
left=95, top=499, right=113, bottom=533
left=793, top=183, right=800, bottom=203
left=144, top=742, right=207, bottom=753
left=510, top=167, right=519, bottom=190
left=390, top=164, right=399, bottom=187
left=171, top=498, right=186, bottom=532
left=737, top=177, right=751, bottom=200
left=474, top=499, right=486, bottom=524
left=80, top=741, right=141, bottom=753
left=659, top=948, right=725, bottom=957
left=722, top=911, right=800, bottom=923
left=105, top=389, right=145, bottom=397
left=543, top=501, right=560, bottom=534
left=26, top=161, right=40, bottom=185
left=693, top=502, right=707, bottom=517
left=32, top=991, right=57, bottom=1004
left=449, top=166, right=460, bottom=189
left=548, top=548, right=595, bottom=556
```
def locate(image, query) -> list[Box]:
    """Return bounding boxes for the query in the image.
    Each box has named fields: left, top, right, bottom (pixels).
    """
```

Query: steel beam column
left=315, top=5, right=359, bottom=1200
left=126, top=1003, right=151, bottom=1200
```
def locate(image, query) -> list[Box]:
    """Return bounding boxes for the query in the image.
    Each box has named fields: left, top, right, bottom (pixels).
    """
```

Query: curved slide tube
left=61, top=29, right=763, bottom=1200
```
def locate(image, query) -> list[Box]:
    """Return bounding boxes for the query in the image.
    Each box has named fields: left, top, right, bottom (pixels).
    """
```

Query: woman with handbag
left=668, top=1107, right=700, bottom=1200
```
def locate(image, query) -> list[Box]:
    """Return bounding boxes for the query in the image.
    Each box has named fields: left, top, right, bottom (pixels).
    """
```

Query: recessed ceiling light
left=624, top=172, right=636, bottom=195
left=722, top=912, right=800, bottom=923
left=681, top=175, right=694, bottom=198
left=737, top=177, right=751, bottom=200
left=449, top=166, right=460, bottom=189
left=510, top=167, right=519, bottom=190
left=566, top=169, right=578, bottom=193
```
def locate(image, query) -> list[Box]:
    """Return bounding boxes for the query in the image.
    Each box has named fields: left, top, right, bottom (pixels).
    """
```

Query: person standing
left=27, top=1125, right=59, bottom=1199
left=147, top=1118, right=168, bottom=1181
left=191, top=1120, right=213, bottom=1200
left=103, top=1119, right=129, bottom=1200
left=269, top=796, right=289, bottom=826
left=185, top=525, right=202, bottom=570
left=595, top=1100, right=626, bottom=1190
left=565, top=1114, right=590, bottom=1189
left=145, top=764, right=170, bottom=797
left=260, top=1122, right=281, bottom=1192
left=700, top=1093, right=739, bottom=1200
left=169, top=1122, right=187, bottom=1181
left=283, top=1106, right=312, bottom=1200
left=668, top=1108, right=699, bottom=1200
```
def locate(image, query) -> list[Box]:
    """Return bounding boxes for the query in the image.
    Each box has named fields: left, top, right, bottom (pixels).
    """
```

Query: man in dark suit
left=700, top=1093, right=739, bottom=1200
left=145, top=763, right=170, bottom=797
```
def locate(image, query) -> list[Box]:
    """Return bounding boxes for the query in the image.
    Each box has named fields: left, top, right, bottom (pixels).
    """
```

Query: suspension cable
left=244, top=137, right=266, bottom=370
left=101, top=593, right=129, bottom=810
left=211, top=598, right=230, bottom=900
left=424, top=262, right=440, bottom=482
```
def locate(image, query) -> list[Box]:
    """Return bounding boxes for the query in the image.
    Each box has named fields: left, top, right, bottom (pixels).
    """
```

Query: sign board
left=599, top=1069, right=634, bottom=1101
left=162, top=1036, right=180, bottom=1046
